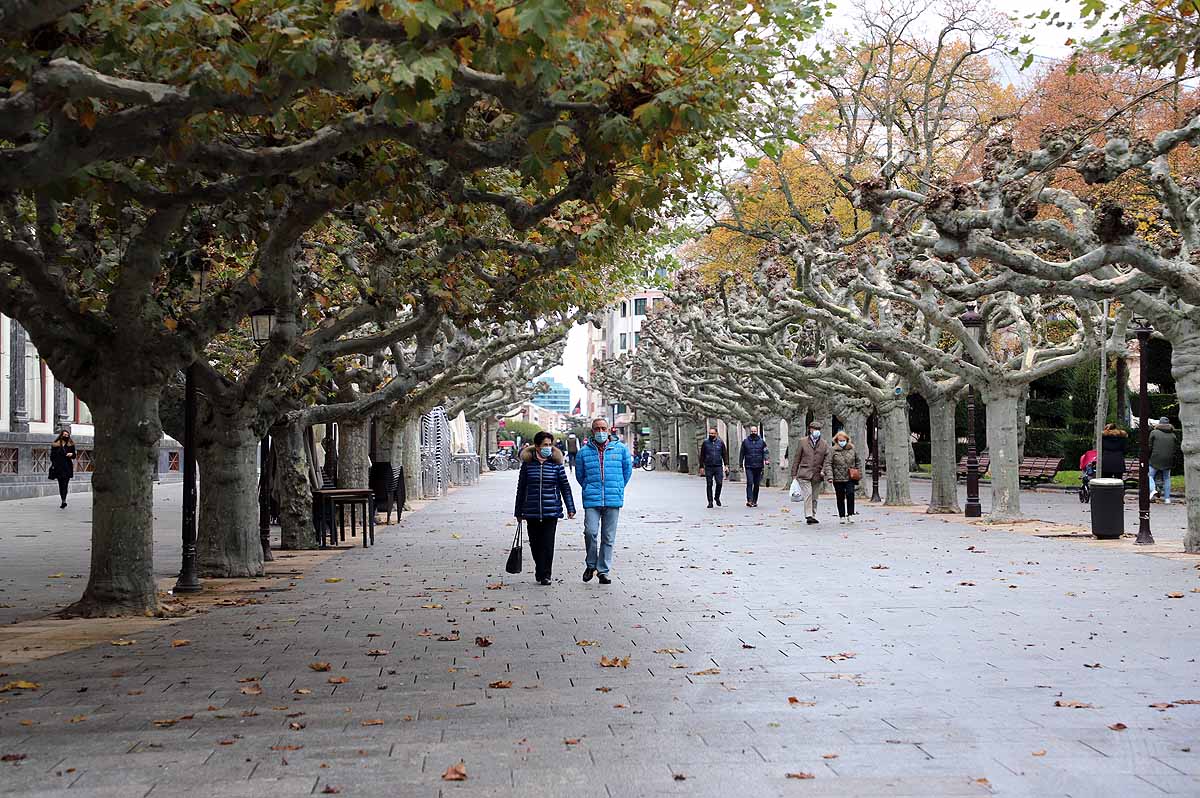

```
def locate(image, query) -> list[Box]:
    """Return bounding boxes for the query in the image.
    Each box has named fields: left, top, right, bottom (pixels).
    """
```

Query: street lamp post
left=1135, top=320, right=1155, bottom=545
left=251, top=307, right=277, bottom=562
left=959, top=306, right=984, bottom=519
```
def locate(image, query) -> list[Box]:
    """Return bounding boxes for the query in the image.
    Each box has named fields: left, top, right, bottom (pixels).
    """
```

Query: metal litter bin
left=1089, top=477, right=1125, bottom=539
left=678, top=454, right=688, bottom=473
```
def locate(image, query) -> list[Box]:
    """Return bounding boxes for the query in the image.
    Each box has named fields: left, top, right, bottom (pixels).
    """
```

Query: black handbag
left=505, top=521, right=524, bottom=574
left=48, top=464, right=57, bottom=480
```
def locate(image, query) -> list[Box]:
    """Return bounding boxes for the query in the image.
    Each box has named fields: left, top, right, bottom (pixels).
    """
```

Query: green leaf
left=516, top=0, right=571, bottom=40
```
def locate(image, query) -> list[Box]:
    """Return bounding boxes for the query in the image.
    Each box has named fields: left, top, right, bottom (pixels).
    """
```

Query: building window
left=620, top=302, right=628, bottom=318
left=168, top=451, right=181, bottom=471
left=0, top=447, right=16, bottom=475
left=31, top=447, right=49, bottom=473
left=634, top=332, right=641, bottom=348
left=66, top=388, right=92, bottom=424
left=634, top=298, right=647, bottom=315
left=25, top=340, right=44, bottom=421
left=616, top=403, right=627, bottom=414
left=619, top=333, right=627, bottom=350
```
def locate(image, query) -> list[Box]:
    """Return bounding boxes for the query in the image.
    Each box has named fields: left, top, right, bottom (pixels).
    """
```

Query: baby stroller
left=1078, top=449, right=1097, bottom=504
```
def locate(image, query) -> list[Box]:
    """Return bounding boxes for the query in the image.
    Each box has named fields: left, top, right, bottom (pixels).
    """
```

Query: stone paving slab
left=1, top=470, right=1199, bottom=796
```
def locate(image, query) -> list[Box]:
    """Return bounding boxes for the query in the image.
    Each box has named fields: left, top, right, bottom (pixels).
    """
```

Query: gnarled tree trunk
left=840, top=406, right=869, bottom=498
left=64, top=382, right=161, bottom=617
left=402, top=418, right=422, bottom=504
left=1172, top=335, right=1200, bottom=552
left=275, top=421, right=317, bottom=550
left=763, top=416, right=785, bottom=487
left=927, top=395, right=961, bottom=514
left=881, top=399, right=912, bottom=505
left=337, top=417, right=371, bottom=488
left=195, top=421, right=263, bottom=578
left=983, top=384, right=1022, bottom=521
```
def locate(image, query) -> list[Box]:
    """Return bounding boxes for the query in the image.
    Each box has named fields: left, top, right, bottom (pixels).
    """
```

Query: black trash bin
left=678, top=454, right=688, bottom=473
left=1089, top=477, right=1125, bottom=539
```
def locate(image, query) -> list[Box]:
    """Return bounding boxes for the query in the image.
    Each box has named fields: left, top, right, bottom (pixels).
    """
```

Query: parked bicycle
left=488, top=452, right=513, bottom=471
left=634, top=450, right=654, bottom=471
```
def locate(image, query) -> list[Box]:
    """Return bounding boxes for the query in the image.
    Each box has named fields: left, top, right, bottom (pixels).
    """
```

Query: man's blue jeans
left=584, top=507, right=620, bottom=574
left=745, top=467, right=764, bottom=504
left=1150, top=466, right=1172, bottom=501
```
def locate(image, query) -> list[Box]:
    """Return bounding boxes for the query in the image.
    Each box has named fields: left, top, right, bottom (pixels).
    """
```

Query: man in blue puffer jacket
left=574, top=417, right=633, bottom=585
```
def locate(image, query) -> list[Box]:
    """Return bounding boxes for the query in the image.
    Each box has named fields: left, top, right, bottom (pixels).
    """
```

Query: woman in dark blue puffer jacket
left=514, top=431, right=576, bottom=585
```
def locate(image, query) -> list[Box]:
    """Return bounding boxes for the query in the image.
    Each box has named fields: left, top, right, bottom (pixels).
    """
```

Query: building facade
left=531, top=375, right=572, bottom=413
left=504, top=400, right=567, bottom=434
left=0, top=314, right=181, bottom=500
left=585, top=289, right=666, bottom=434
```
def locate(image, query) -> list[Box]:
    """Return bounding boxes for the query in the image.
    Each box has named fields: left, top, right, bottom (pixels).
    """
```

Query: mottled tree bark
left=841, top=407, right=869, bottom=498
left=275, top=421, right=317, bottom=550
left=402, top=418, right=422, bottom=504
left=195, top=421, right=264, bottom=577
left=763, top=416, right=785, bottom=487
left=337, top=418, right=371, bottom=488
left=1172, top=336, right=1200, bottom=552
left=926, top=395, right=961, bottom=513
left=63, top=383, right=161, bottom=617
left=880, top=399, right=912, bottom=505
left=983, top=385, right=1022, bottom=521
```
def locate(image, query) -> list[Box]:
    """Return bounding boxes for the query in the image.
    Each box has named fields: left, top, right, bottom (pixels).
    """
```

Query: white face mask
left=810, top=430, right=820, bottom=441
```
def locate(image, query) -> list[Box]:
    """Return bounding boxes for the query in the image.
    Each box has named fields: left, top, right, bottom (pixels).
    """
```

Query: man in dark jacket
left=1149, top=416, right=1178, bottom=504
left=739, top=425, right=769, bottom=507
left=699, top=427, right=728, bottom=509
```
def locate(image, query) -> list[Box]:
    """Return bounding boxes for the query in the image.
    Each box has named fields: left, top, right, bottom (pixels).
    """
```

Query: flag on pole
left=572, top=400, right=582, bottom=416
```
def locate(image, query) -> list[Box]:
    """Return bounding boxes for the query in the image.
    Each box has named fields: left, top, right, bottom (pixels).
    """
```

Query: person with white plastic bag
left=789, top=421, right=833, bottom=525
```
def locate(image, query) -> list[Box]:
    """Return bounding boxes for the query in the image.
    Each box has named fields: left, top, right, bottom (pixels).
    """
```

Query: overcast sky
left=544, top=0, right=1088, bottom=407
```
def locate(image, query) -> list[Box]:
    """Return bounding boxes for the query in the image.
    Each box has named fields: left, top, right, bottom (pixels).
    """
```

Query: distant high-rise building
left=531, top=375, right=572, bottom=414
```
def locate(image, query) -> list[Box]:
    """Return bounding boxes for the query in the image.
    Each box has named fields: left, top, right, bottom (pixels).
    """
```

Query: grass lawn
left=1053, top=470, right=1185, bottom=491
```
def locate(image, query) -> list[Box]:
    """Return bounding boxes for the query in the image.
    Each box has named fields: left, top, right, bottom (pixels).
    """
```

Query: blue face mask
left=593, top=432, right=609, bottom=445
left=539, top=446, right=553, bottom=458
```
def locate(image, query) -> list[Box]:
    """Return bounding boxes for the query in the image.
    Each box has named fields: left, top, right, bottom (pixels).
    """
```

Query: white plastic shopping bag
left=789, top=478, right=802, bottom=501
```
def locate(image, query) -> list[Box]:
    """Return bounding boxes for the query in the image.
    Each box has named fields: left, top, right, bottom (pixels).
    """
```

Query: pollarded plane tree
left=1, top=0, right=824, bottom=615
left=891, top=114, right=1200, bottom=547
left=759, top=219, right=969, bottom=512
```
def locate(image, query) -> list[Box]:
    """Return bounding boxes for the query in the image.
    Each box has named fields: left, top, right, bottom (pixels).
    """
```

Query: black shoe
left=806, top=516, right=819, bottom=524
left=715, top=499, right=722, bottom=507
left=538, top=578, right=551, bottom=586
left=597, top=574, right=611, bottom=585
left=746, top=501, right=752, bottom=507
left=707, top=502, right=714, bottom=509
left=60, top=502, right=67, bottom=508
left=751, top=502, right=758, bottom=507
left=583, top=567, right=595, bottom=582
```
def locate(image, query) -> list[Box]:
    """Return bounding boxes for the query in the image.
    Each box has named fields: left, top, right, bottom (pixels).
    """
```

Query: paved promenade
left=1, top=470, right=1198, bottom=797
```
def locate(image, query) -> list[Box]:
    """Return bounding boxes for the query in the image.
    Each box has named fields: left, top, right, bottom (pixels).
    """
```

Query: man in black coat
left=739, top=425, right=770, bottom=507
left=699, top=426, right=728, bottom=508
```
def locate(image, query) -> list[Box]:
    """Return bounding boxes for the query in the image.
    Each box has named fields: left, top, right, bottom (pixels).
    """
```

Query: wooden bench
left=1122, top=457, right=1143, bottom=488
left=956, top=452, right=991, bottom=481
left=1018, top=455, right=1063, bottom=487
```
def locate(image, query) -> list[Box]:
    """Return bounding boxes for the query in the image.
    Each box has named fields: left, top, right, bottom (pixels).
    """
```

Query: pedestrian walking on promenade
left=49, top=428, right=76, bottom=508
left=575, top=417, right=632, bottom=585
left=1149, top=416, right=1178, bottom=503
left=1100, top=423, right=1128, bottom=480
left=567, top=434, right=579, bottom=469
left=739, top=425, right=769, bottom=507
left=514, top=432, right=576, bottom=586
left=790, top=421, right=833, bottom=525
left=699, top=427, right=728, bottom=508
left=829, top=431, right=861, bottom=524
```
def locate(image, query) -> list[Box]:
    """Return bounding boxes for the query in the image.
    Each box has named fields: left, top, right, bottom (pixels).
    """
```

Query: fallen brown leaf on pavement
left=576, top=640, right=599, bottom=647
left=1, top=754, right=27, bottom=762
left=1175, top=699, right=1200, bottom=704
left=288, top=721, right=306, bottom=730
left=599, top=656, right=631, bottom=668
left=294, top=689, right=312, bottom=695
left=654, top=648, right=684, bottom=654
left=171, top=639, right=191, bottom=648
left=309, top=662, right=331, bottom=672
left=152, top=719, right=177, bottom=728
left=367, top=649, right=389, bottom=657
left=488, top=680, right=513, bottom=689
left=787, top=697, right=815, bottom=706
left=0, top=681, right=39, bottom=692
left=437, top=632, right=460, bottom=642
left=327, top=676, right=349, bottom=685
left=673, top=773, right=686, bottom=781
left=871, top=564, right=889, bottom=570
left=237, top=677, right=258, bottom=683
left=271, top=745, right=303, bottom=751
left=240, top=685, right=263, bottom=695
left=321, top=786, right=341, bottom=794
left=486, top=583, right=504, bottom=590
left=360, top=719, right=385, bottom=727
left=1054, top=700, right=1092, bottom=708
left=823, top=652, right=856, bottom=663
left=821, top=754, right=838, bottom=759
left=595, top=687, right=611, bottom=693
left=324, top=578, right=342, bottom=583
left=786, top=772, right=815, bottom=779
left=691, top=668, right=720, bottom=676
left=442, top=761, right=468, bottom=781
left=475, top=637, right=492, bottom=648
left=1032, top=750, right=1046, bottom=756
left=1149, top=703, right=1175, bottom=710
left=1083, top=663, right=1102, bottom=669
left=67, top=715, right=87, bottom=723
left=110, top=639, right=135, bottom=646
left=421, top=604, right=443, bottom=609
left=1108, top=722, right=1127, bottom=730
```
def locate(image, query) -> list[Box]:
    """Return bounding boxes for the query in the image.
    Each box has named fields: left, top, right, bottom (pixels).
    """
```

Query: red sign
left=498, top=419, right=506, bottom=428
